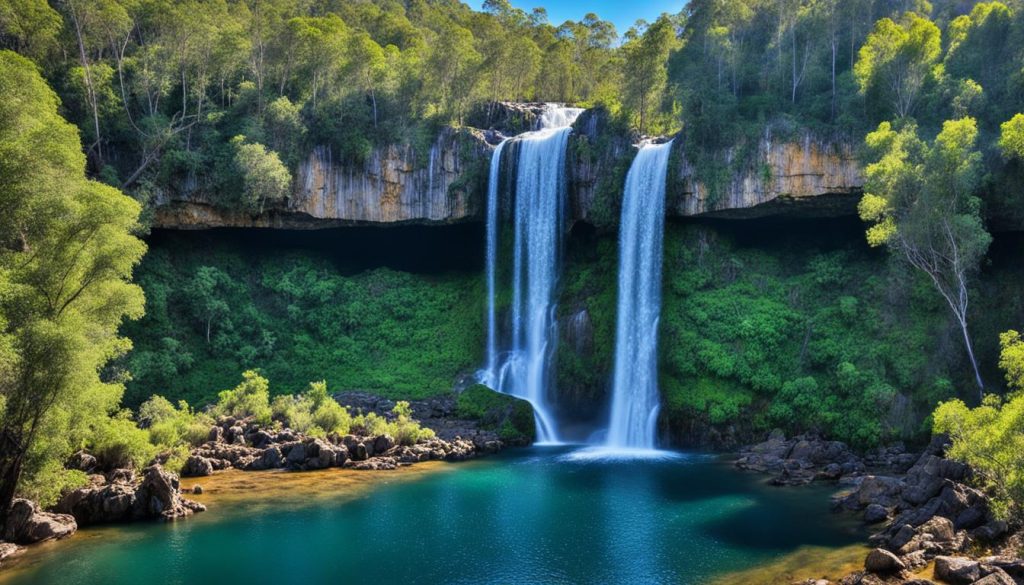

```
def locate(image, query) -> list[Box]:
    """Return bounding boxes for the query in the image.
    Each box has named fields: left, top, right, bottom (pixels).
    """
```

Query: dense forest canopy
left=3, top=0, right=1024, bottom=219
left=3, top=0, right=1024, bottom=530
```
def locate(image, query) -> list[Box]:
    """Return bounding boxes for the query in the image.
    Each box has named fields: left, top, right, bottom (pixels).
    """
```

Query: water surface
left=3, top=447, right=862, bottom=584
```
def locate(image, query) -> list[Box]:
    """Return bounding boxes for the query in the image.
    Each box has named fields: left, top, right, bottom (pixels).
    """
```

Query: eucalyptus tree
left=858, top=117, right=990, bottom=396
left=0, top=51, right=145, bottom=525
left=622, top=14, right=680, bottom=134
left=854, top=12, right=941, bottom=119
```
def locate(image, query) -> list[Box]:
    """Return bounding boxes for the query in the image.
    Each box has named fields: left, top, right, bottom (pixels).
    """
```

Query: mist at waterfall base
left=480, top=105, right=583, bottom=444
left=5, top=448, right=863, bottom=585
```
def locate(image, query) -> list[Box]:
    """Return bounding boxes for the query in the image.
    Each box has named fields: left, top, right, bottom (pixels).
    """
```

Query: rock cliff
left=667, top=133, right=863, bottom=219
left=153, top=126, right=492, bottom=229
left=152, top=107, right=865, bottom=230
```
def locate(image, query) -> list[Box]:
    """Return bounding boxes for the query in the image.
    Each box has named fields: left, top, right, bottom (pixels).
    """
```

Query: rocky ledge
left=0, top=464, right=204, bottom=566
left=738, top=432, right=1023, bottom=585
left=180, top=393, right=518, bottom=478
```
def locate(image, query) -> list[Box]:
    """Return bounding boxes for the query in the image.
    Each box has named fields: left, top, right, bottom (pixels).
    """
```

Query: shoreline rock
left=55, top=465, right=206, bottom=526
left=179, top=393, right=518, bottom=480
left=738, top=432, right=1023, bottom=585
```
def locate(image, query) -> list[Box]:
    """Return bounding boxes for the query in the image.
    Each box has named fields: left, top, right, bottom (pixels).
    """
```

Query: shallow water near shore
left=1, top=447, right=865, bottom=584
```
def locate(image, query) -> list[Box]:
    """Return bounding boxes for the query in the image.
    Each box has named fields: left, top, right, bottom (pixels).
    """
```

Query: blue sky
left=477, top=1, right=686, bottom=36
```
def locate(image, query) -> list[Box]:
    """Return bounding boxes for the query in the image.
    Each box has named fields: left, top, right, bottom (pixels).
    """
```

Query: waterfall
left=484, top=139, right=507, bottom=380
left=605, top=140, right=674, bottom=450
left=481, top=104, right=583, bottom=444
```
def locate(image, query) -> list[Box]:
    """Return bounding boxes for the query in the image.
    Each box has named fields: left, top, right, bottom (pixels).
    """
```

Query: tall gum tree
left=858, top=117, right=990, bottom=398
left=0, top=50, right=145, bottom=527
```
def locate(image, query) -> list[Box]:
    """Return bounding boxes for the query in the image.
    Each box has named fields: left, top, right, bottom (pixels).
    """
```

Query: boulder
left=248, top=430, right=275, bottom=449
left=191, top=485, right=203, bottom=495
left=66, top=450, right=97, bottom=472
left=973, top=569, right=1016, bottom=585
left=228, top=426, right=246, bottom=446
left=864, top=504, right=889, bottom=524
left=181, top=455, right=214, bottom=477
left=918, top=516, right=955, bottom=542
left=207, top=426, right=223, bottom=443
left=864, top=548, right=906, bottom=574
left=2, top=499, right=76, bottom=544
left=352, top=457, right=398, bottom=471
left=136, top=465, right=206, bottom=521
left=374, top=435, right=395, bottom=455
left=934, top=556, right=981, bottom=585
left=249, top=446, right=283, bottom=470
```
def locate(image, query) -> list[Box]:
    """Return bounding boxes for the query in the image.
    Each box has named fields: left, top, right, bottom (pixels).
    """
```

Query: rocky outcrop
left=2, top=499, right=76, bottom=545
left=668, top=133, right=863, bottom=219
left=56, top=465, right=206, bottom=526
left=179, top=405, right=512, bottom=479
left=466, top=101, right=547, bottom=134
left=152, top=105, right=866, bottom=230
left=153, top=127, right=492, bottom=229
left=814, top=435, right=1024, bottom=585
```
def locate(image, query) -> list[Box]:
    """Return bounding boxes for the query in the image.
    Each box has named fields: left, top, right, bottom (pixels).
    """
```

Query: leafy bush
left=933, top=330, right=1024, bottom=519
left=933, top=393, right=1024, bottom=519
left=87, top=412, right=158, bottom=471
left=138, top=395, right=212, bottom=448
left=351, top=401, right=435, bottom=446
left=270, top=381, right=352, bottom=436
left=214, top=370, right=272, bottom=424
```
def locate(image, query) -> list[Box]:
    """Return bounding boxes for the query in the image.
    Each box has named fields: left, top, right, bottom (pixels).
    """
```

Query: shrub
left=138, top=395, right=212, bottom=448
left=215, top=370, right=272, bottom=424
left=88, top=412, right=158, bottom=470
left=270, top=381, right=351, bottom=436
left=933, top=394, right=1024, bottom=519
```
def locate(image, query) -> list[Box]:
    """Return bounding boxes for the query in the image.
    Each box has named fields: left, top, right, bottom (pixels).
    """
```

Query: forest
left=2, top=0, right=1024, bottom=581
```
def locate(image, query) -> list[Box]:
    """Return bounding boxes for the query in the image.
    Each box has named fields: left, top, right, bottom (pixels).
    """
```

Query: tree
left=0, top=0, right=61, bottom=58
left=998, top=113, right=1024, bottom=159
left=858, top=118, right=990, bottom=396
left=854, top=12, right=941, bottom=119
left=0, top=50, right=145, bottom=526
left=622, top=14, right=679, bottom=134
left=998, top=330, right=1024, bottom=392
left=231, top=135, right=291, bottom=214
left=184, top=266, right=233, bottom=343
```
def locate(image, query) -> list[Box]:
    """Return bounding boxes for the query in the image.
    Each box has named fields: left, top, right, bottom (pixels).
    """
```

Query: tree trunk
left=0, top=433, right=26, bottom=535
left=958, top=317, right=985, bottom=400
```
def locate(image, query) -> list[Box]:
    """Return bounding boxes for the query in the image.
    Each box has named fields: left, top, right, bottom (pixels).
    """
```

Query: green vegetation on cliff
left=559, top=220, right=1020, bottom=448
left=121, top=231, right=484, bottom=408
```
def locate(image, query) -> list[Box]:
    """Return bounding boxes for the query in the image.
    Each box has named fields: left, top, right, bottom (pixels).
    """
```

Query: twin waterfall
left=482, top=106, right=583, bottom=443
left=481, top=104, right=674, bottom=452
left=605, top=140, right=674, bottom=450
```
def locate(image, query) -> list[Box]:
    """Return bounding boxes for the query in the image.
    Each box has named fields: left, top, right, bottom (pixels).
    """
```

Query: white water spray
left=480, top=105, right=583, bottom=444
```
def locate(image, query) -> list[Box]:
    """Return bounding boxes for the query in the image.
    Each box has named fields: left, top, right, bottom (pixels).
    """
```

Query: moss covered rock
left=455, top=385, right=535, bottom=445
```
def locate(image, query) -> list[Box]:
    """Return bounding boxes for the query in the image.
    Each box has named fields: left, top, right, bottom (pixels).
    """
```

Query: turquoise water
left=6, top=448, right=860, bottom=584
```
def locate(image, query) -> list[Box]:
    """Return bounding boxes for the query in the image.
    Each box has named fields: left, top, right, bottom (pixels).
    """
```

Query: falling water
left=484, top=139, right=507, bottom=380
left=480, top=105, right=583, bottom=444
left=605, top=140, right=674, bottom=450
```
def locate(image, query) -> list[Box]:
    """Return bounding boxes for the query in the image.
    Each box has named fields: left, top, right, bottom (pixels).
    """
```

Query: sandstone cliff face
left=153, top=127, right=492, bottom=229
left=667, top=134, right=864, bottom=219
left=152, top=108, right=864, bottom=230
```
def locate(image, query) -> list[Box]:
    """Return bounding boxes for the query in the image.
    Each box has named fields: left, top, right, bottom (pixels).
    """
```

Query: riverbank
left=732, top=431, right=1024, bottom=585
